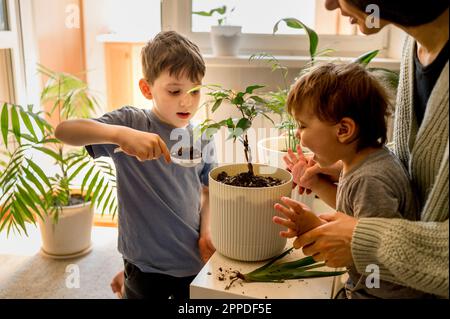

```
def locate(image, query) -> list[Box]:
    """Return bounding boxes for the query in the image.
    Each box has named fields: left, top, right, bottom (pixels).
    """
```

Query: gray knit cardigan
left=351, top=36, right=449, bottom=298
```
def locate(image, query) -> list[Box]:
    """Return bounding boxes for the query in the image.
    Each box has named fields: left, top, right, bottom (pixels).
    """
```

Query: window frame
left=0, top=0, right=27, bottom=105
left=162, top=0, right=390, bottom=57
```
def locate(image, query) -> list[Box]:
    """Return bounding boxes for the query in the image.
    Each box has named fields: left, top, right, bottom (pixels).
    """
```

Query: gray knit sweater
left=351, top=36, right=449, bottom=298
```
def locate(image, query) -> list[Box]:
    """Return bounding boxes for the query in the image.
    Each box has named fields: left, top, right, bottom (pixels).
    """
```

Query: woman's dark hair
left=287, top=63, right=392, bottom=151
left=346, top=0, right=449, bottom=26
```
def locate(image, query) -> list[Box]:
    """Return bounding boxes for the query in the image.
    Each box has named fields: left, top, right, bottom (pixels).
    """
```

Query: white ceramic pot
left=258, top=136, right=315, bottom=207
left=210, top=25, right=242, bottom=56
left=209, top=163, right=292, bottom=261
left=38, top=201, right=94, bottom=258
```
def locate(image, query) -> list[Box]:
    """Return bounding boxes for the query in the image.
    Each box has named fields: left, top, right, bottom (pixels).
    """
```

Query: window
left=192, top=0, right=316, bottom=35
left=163, top=0, right=389, bottom=57
left=0, top=0, right=26, bottom=105
left=0, top=0, right=8, bottom=31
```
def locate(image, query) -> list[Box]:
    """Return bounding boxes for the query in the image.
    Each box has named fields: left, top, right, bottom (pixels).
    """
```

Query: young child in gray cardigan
left=274, top=62, right=432, bottom=298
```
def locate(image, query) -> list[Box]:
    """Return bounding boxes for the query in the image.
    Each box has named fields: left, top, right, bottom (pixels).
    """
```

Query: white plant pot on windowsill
left=210, top=25, right=242, bottom=56
left=209, top=163, right=292, bottom=261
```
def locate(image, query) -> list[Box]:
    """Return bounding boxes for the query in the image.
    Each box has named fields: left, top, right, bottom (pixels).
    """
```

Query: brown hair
left=141, top=31, right=205, bottom=84
left=287, top=62, right=391, bottom=151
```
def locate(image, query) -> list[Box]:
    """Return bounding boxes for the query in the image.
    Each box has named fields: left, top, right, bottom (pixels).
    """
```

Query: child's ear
left=336, top=117, right=357, bottom=144
left=139, top=78, right=153, bottom=100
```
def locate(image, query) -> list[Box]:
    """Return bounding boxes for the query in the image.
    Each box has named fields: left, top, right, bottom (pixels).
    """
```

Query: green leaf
left=85, top=171, right=100, bottom=201
left=22, top=166, right=48, bottom=200
left=236, top=118, right=251, bottom=131
left=19, top=108, right=37, bottom=140
left=68, top=160, right=90, bottom=182
left=245, top=85, right=265, bottom=95
left=34, top=146, right=63, bottom=162
left=211, top=99, right=223, bottom=113
left=10, top=105, right=21, bottom=144
left=250, top=95, right=267, bottom=104
left=273, top=18, right=318, bottom=58
left=81, top=166, right=95, bottom=197
left=352, top=49, right=379, bottom=66
left=1, top=103, right=9, bottom=146
left=26, top=159, right=52, bottom=189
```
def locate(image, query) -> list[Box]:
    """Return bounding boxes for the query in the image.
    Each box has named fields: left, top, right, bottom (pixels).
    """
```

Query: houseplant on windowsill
left=0, top=65, right=117, bottom=258
left=198, top=84, right=292, bottom=261
left=192, top=5, right=241, bottom=56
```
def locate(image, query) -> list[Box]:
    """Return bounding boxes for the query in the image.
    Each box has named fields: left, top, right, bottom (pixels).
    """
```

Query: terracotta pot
left=209, top=163, right=292, bottom=261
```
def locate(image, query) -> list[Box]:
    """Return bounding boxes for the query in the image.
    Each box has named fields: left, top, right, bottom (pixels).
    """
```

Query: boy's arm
left=55, top=119, right=125, bottom=146
left=198, top=186, right=215, bottom=263
left=55, top=119, right=171, bottom=162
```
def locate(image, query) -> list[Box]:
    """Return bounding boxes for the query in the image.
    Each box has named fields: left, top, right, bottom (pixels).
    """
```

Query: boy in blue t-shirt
left=55, top=31, right=216, bottom=299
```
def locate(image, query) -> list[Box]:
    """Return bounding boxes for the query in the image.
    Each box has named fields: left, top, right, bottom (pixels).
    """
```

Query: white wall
left=82, top=0, right=161, bottom=113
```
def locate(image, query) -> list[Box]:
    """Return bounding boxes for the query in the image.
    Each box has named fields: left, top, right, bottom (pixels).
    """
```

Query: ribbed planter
left=38, top=200, right=94, bottom=258
left=209, top=163, right=292, bottom=261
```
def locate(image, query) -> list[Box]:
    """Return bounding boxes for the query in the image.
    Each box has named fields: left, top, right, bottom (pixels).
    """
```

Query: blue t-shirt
left=86, top=106, right=216, bottom=277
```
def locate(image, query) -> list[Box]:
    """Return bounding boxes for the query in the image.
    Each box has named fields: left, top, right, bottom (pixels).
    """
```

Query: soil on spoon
left=172, top=146, right=201, bottom=160
left=216, top=171, right=284, bottom=188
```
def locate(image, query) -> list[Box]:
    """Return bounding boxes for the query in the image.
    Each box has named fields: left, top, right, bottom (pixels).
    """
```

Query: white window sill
left=204, top=54, right=401, bottom=71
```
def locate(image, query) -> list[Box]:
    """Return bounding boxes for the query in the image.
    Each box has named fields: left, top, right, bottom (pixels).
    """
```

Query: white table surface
left=190, top=239, right=344, bottom=299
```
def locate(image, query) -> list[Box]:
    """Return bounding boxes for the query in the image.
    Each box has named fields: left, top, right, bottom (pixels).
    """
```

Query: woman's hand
left=293, top=211, right=358, bottom=268
left=273, top=196, right=326, bottom=238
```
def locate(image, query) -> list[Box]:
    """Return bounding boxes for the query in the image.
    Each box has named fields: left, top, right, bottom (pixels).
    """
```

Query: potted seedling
left=192, top=5, right=241, bottom=56
left=199, top=84, right=293, bottom=261
left=0, top=65, right=117, bottom=258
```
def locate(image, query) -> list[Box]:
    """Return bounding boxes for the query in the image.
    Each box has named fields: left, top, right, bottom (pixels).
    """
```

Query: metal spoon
left=114, top=147, right=201, bottom=167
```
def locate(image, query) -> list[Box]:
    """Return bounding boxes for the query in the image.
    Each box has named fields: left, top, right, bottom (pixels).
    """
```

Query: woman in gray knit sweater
left=280, top=0, right=448, bottom=298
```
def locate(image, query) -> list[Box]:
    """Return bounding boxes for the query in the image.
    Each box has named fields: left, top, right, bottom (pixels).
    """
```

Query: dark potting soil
left=216, top=171, right=284, bottom=188
left=69, top=194, right=85, bottom=206
left=172, top=146, right=202, bottom=160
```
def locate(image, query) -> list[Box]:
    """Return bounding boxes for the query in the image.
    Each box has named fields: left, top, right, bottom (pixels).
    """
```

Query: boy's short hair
left=141, top=31, right=205, bottom=84
left=287, top=62, right=391, bottom=151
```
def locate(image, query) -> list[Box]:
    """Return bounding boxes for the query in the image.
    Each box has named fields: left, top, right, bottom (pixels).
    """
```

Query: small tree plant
left=192, top=5, right=235, bottom=26
left=199, top=84, right=280, bottom=178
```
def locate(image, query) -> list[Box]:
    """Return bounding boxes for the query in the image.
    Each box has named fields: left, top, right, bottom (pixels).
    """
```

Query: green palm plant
left=0, top=66, right=117, bottom=236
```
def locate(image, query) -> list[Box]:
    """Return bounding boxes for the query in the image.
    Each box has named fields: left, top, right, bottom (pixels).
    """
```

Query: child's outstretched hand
left=283, top=145, right=317, bottom=194
left=117, top=128, right=171, bottom=163
left=273, top=196, right=326, bottom=243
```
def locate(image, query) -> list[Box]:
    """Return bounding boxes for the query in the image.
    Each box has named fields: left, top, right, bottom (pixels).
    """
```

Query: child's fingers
left=279, top=228, right=298, bottom=238
left=296, top=144, right=308, bottom=162
left=273, top=215, right=297, bottom=230
left=157, top=137, right=171, bottom=163
left=280, top=196, right=306, bottom=213
left=283, top=154, right=293, bottom=168
left=287, top=148, right=298, bottom=164
left=274, top=202, right=298, bottom=221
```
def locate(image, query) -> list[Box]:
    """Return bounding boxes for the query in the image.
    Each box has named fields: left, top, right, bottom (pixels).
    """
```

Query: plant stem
left=242, top=134, right=254, bottom=175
